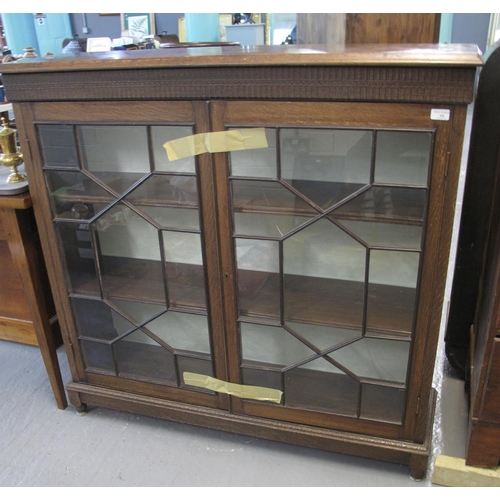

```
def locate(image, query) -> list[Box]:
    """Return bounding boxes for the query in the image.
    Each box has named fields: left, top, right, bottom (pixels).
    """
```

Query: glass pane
left=328, top=337, right=411, bottom=384
left=360, top=383, right=406, bottom=424
left=93, top=203, right=165, bottom=304
left=179, top=356, right=215, bottom=394
left=232, top=180, right=315, bottom=237
left=240, top=323, right=315, bottom=368
left=78, top=125, right=150, bottom=195
left=284, top=357, right=359, bottom=416
left=45, top=170, right=113, bottom=220
left=332, top=186, right=427, bottom=224
left=236, top=239, right=280, bottom=321
left=367, top=250, right=419, bottom=334
left=125, top=174, right=200, bottom=230
left=144, top=311, right=211, bottom=354
left=151, top=126, right=196, bottom=174
left=230, top=128, right=277, bottom=178
left=375, top=131, right=432, bottom=186
left=241, top=367, right=283, bottom=394
left=114, top=329, right=176, bottom=385
left=337, top=220, right=423, bottom=250
left=283, top=218, right=366, bottom=328
left=178, top=356, right=214, bottom=378
left=163, top=231, right=206, bottom=310
left=80, top=340, right=115, bottom=373
left=286, top=322, right=362, bottom=353
left=107, top=298, right=165, bottom=325
left=71, top=297, right=135, bottom=341
left=55, top=222, right=99, bottom=295
left=38, top=124, right=79, bottom=168
left=280, top=128, right=371, bottom=209
left=234, top=213, right=310, bottom=238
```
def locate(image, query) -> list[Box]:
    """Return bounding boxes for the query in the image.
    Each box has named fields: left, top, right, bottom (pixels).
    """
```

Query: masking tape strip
left=163, top=128, right=268, bottom=161
left=183, top=372, right=283, bottom=404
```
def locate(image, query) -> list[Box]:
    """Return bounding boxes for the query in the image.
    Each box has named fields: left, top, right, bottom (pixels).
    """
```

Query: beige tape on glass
left=183, top=372, right=283, bottom=404
left=163, top=128, right=268, bottom=161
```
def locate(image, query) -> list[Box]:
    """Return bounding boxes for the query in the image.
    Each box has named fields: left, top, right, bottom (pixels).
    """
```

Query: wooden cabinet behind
left=297, top=14, right=441, bottom=45
left=0, top=44, right=482, bottom=480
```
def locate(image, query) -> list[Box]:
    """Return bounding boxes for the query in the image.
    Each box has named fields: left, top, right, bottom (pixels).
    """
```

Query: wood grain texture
left=0, top=44, right=482, bottom=74
left=346, top=14, right=441, bottom=44
left=2, top=65, right=478, bottom=105
left=297, top=14, right=346, bottom=45
left=4, top=45, right=480, bottom=476
left=466, top=422, right=500, bottom=468
left=67, top=380, right=433, bottom=470
left=0, top=205, right=66, bottom=408
left=0, top=317, right=37, bottom=345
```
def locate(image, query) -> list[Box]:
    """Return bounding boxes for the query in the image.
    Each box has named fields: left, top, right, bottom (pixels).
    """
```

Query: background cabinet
left=1, top=44, right=481, bottom=479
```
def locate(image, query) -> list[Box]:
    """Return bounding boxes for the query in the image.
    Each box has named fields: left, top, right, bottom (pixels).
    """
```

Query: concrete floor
left=0, top=105, right=475, bottom=487
left=0, top=334, right=469, bottom=487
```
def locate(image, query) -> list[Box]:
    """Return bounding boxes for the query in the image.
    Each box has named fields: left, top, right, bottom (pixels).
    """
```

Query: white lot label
left=431, top=109, right=451, bottom=121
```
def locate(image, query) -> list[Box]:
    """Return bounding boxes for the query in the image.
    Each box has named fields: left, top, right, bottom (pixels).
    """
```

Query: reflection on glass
left=55, top=222, right=99, bottom=295
left=38, top=124, right=79, bottom=168
left=80, top=340, right=115, bottom=373
left=232, top=179, right=315, bottom=237
left=375, top=131, right=432, bottom=186
left=366, top=250, right=419, bottom=334
left=93, top=203, right=165, bottom=304
left=178, top=356, right=214, bottom=379
left=230, top=128, right=277, bottom=178
left=108, top=298, right=165, bottom=325
left=328, top=337, right=411, bottom=384
left=283, top=218, right=366, bottom=328
left=71, top=297, right=134, bottom=341
left=163, top=230, right=206, bottom=310
left=281, top=128, right=371, bottom=209
left=114, top=329, right=176, bottom=384
left=360, top=383, right=406, bottom=423
left=332, top=186, right=427, bottom=224
left=241, top=367, right=283, bottom=393
left=241, top=323, right=315, bottom=368
left=151, top=126, right=196, bottom=174
left=78, top=125, right=150, bottom=195
left=144, top=311, right=211, bottom=354
left=179, top=356, right=215, bottom=394
left=286, top=322, right=362, bottom=353
left=337, top=220, right=423, bottom=249
left=125, top=174, right=200, bottom=230
left=45, top=170, right=113, bottom=220
left=236, top=239, right=280, bottom=321
left=284, top=357, right=359, bottom=416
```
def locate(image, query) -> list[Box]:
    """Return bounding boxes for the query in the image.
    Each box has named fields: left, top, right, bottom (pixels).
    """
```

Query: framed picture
left=120, top=14, right=156, bottom=38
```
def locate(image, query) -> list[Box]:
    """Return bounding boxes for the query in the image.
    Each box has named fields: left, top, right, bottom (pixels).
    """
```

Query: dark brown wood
left=466, top=421, right=500, bottom=468
left=1, top=65, right=477, bottom=105
left=446, top=46, right=500, bottom=379
left=0, top=46, right=480, bottom=106
left=345, top=14, right=441, bottom=45
left=3, top=45, right=481, bottom=478
left=0, top=199, right=66, bottom=409
left=441, top=45, right=500, bottom=468
left=296, top=14, right=346, bottom=45
left=66, top=380, right=434, bottom=470
left=0, top=44, right=482, bottom=74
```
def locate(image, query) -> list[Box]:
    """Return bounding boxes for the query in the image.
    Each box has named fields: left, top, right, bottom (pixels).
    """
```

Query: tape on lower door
left=163, top=128, right=268, bottom=161
left=183, top=372, right=282, bottom=403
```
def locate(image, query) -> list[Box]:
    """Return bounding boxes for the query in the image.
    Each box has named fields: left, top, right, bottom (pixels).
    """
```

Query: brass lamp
left=0, top=117, right=27, bottom=183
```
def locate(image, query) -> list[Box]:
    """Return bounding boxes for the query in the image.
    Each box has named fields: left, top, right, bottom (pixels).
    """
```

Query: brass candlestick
left=0, top=117, right=27, bottom=183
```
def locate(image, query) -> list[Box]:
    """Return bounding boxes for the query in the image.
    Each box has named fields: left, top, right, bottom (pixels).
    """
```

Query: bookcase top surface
left=0, top=43, right=483, bottom=74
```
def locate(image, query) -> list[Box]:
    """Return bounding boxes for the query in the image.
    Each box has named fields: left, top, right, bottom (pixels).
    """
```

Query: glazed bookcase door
left=213, top=101, right=452, bottom=438
left=26, top=101, right=228, bottom=409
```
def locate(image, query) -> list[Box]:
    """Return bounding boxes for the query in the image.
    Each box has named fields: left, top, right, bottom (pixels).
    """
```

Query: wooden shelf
left=232, top=179, right=426, bottom=226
